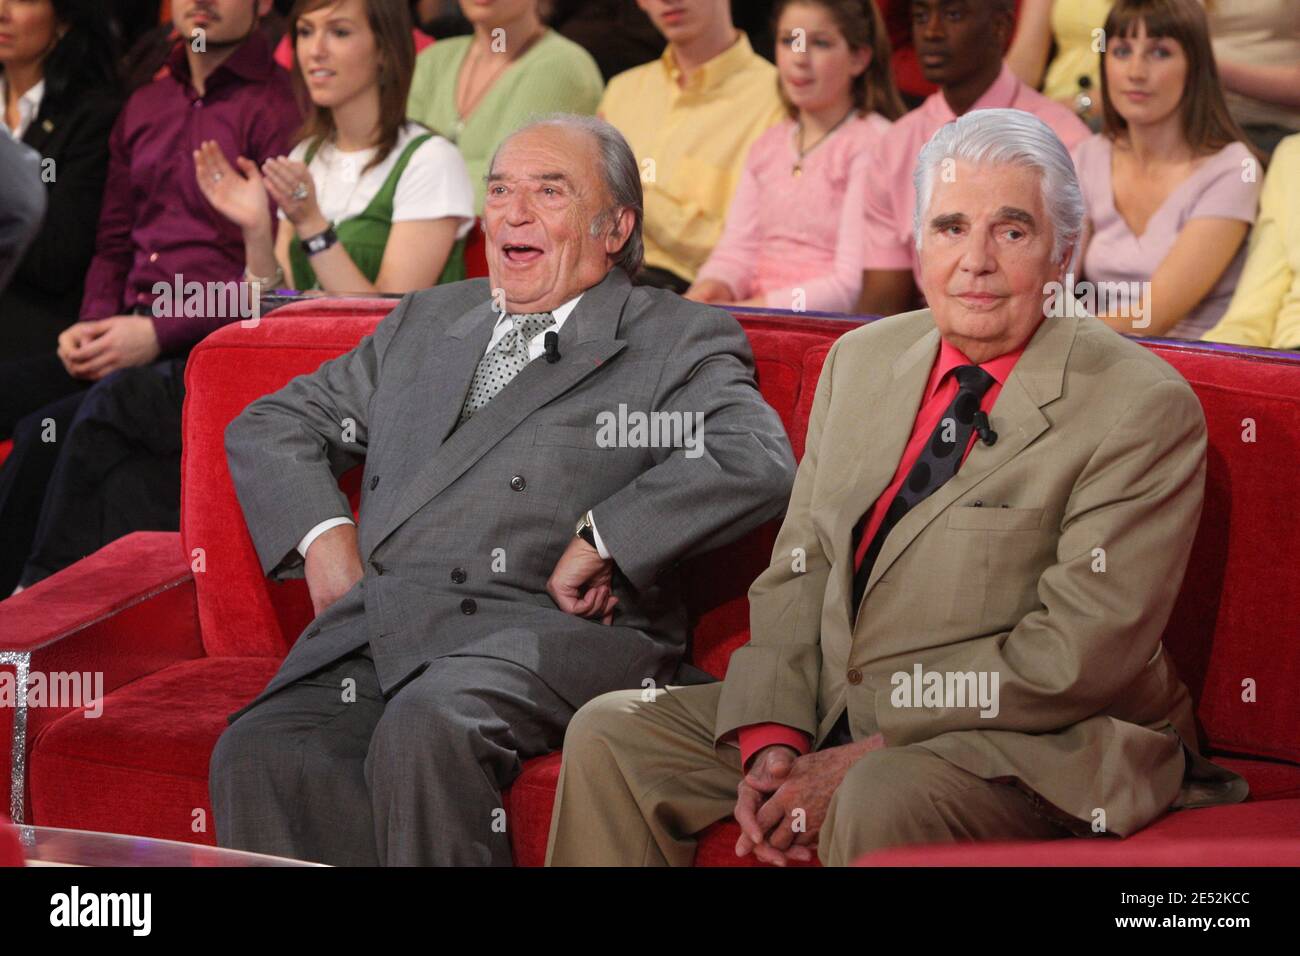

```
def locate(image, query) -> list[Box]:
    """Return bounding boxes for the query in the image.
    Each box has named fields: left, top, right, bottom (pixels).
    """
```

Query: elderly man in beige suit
left=545, top=108, right=1249, bottom=867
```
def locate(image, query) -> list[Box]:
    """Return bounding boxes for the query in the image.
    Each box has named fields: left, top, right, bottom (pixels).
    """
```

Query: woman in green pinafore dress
left=195, top=0, right=474, bottom=296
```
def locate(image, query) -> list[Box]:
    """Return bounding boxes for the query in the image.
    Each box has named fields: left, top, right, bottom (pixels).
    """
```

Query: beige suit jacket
left=714, top=308, right=1248, bottom=837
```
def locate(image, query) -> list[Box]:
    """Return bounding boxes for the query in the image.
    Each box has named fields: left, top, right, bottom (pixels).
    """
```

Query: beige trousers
left=546, top=682, right=1070, bottom=866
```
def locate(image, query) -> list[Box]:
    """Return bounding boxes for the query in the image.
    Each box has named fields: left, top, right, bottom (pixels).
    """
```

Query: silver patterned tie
left=457, top=313, right=555, bottom=424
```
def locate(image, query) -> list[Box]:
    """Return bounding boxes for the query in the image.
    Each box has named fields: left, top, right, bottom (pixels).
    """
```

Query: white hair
left=912, top=108, right=1085, bottom=266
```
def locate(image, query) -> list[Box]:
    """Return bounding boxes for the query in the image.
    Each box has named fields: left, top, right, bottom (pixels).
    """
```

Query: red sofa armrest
left=0, top=531, right=203, bottom=823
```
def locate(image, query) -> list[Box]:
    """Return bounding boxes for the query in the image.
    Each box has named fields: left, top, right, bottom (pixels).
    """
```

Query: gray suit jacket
left=225, top=268, right=796, bottom=720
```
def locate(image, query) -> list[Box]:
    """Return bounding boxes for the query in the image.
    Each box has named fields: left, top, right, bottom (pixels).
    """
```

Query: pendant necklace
left=792, top=108, right=856, bottom=177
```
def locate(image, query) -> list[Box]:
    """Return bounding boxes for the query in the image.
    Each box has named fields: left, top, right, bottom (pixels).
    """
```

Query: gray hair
left=913, top=108, right=1084, bottom=266
left=489, top=113, right=645, bottom=277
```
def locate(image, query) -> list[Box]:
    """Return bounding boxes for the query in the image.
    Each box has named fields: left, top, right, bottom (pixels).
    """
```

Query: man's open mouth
left=503, top=243, right=544, bottom=263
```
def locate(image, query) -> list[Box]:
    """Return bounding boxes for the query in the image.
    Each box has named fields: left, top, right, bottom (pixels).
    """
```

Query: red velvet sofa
left=2, top=299, right=1298, bottom=867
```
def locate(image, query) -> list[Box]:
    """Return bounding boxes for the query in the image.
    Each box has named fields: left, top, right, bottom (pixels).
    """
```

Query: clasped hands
left=303, top=522, right=619, bottom=624
left=57, top=316, right=160, bottom=381
left=735, top=732, right=886, bottom=866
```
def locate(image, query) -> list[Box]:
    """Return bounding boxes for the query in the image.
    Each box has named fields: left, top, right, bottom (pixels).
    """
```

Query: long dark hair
left=37, top=0, right=122, bottom=112
left=290, top=0, right=415, bottom=173
left=771, top=0, right=906, bottom=122
left=1100, top=0, right=1259, bottom=163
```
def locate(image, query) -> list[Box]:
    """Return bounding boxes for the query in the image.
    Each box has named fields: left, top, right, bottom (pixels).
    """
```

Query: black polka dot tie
left=457, top=313, right=555, bottom=425
left=850, top=364, right=996, bottom=616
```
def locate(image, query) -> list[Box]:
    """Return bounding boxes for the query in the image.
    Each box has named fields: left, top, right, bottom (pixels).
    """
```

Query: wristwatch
left=300, top=223, right=338, bottom=257
left=575, top=510, right=597, bottom=549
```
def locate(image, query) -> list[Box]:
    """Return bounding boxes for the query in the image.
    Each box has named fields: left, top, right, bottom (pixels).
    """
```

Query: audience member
left=1206, top=0, right=1300, bottom=159
left=1007, top=0, right=1112, bottom=124
left=0, top=0, right=299, bottom=596
left=687, top=0, right=902, bottom=313
left=1203, top=134, right=1300, bottom=351
left=121, top=1, right=288, bottom=92
left=856, top=0, right=1088, bottom=316
left=601, top=0, right=785, bottom=293
left=1073, top=0, right=1260, bottom=340
left=272, top=0, right=432, bottom=69
left=0, top=0, right=122, bottom=367
left=547, top=0, right=663, bottom=81
left=407, top=0, right=603, bottom=214
left=199, top=0, right=473, bottom=293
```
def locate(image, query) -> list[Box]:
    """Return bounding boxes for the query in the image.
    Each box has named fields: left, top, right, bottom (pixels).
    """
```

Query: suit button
left=369, top=475, right=380, bottom=490
left=460, top=598, right=477, bottom=615
left=847, top=669, right=863, bottom=685
left=450, top=567, right=467, bottom=584
left=510, top=475, right=526, bottom=492
left=370, top=560, right=386, bottom=575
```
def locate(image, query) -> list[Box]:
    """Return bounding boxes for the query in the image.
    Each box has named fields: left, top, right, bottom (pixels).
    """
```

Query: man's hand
left=303, top=522, right=364, bottom=617
left=734, top=744, right=801, bottom=864
left=57, top=316, right=161, bottom=380
left=547, top=535, right=619, bottom=625
left=736, top=732, right=887, bottom=866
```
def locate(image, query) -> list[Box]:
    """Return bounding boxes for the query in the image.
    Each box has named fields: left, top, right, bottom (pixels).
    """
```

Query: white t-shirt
left=280, top=121, right=475, bottom=238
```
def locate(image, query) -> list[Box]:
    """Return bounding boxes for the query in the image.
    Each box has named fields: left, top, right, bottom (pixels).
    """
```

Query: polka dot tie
left=850, top=364, right=996, bottom=615
left=457, top=313, right=555, bottom=425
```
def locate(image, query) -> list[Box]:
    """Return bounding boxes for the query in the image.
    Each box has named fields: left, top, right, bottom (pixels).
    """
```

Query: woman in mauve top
left=686, top=0, right=904, bottom=314
left=1072, top=0, right=1261, bottom=340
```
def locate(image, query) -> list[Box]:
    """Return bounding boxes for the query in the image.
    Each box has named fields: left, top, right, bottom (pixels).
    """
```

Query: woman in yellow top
left=1203, top=135, right=1300, bottom=351
left=1007, top=0, right=1114, bottom=124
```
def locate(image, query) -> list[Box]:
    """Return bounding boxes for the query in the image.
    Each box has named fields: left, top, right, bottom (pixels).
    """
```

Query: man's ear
left=605, top=207, right=636, bottom=254
left=257, top=0, right=275, bottom=19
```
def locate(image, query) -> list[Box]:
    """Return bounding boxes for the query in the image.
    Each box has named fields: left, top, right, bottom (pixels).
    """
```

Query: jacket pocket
left=947, top=506, right=1044, bottom=531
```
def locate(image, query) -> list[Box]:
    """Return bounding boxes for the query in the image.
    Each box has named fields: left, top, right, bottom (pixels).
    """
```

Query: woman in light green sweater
left=407, top=0, right=604, bottom=213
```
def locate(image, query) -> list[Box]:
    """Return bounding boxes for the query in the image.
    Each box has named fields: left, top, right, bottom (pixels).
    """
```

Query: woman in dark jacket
left=0, top=0, right=121, bottom=423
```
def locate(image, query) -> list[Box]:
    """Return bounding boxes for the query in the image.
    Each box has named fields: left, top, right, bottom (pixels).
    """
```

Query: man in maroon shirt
left=0, top=0, right=299, bottom=594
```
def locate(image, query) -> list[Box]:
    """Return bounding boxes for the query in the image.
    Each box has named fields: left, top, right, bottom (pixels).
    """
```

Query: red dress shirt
left=736, top=335, right=1028, bottom=768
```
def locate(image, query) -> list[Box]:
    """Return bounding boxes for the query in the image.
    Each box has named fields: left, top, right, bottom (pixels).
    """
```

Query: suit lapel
left=836, top=324, right=940, bottom=523
left=852, top=312, right=1079, bottom=619
left=364, top=270, right=632, bottom=560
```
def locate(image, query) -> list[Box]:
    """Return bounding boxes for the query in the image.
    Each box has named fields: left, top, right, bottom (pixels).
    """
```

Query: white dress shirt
left=296, top=293, right=611, bottom=560
left=0, top=77, right=45, bottom=140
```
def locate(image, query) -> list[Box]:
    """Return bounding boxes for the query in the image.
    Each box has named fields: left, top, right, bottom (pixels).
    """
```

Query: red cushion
left=28, top=657, right=282, bottom=843
left=508, top=752, right=1300, bottom=868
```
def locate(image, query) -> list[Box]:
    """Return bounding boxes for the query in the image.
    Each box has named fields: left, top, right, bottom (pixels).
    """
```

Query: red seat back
left=181, top=304, right=1300, bottom=762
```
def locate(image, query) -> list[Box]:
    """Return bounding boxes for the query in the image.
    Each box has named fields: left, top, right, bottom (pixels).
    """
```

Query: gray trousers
left=209, top=643, right=574, bottom=866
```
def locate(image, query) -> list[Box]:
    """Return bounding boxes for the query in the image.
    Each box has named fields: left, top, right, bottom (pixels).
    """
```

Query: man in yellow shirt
left=600, top=0, right=785, bottom=291
left=1203, top=135, right=1300, bottom=351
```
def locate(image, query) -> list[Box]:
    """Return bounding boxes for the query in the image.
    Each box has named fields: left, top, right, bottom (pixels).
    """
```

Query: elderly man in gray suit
left=208, top=114, right=797, bottom=866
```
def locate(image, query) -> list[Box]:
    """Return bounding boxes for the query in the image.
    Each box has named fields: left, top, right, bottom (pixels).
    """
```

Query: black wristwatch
left=575, top=510, right=597, bottom=549
left=300, top=223, right=338, bottom=257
